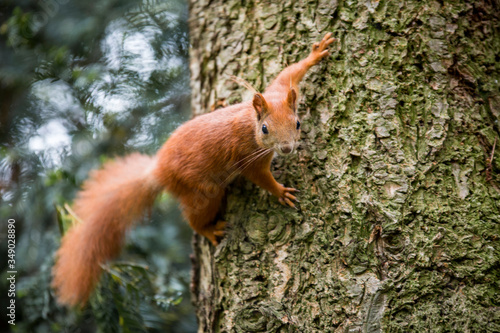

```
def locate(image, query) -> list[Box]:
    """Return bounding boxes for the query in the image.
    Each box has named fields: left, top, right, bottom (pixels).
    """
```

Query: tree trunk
left=188, top=0, right=500, bottom=332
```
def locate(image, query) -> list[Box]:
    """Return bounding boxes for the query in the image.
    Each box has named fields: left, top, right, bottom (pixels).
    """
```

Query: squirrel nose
left=280, top=145, right=293, bottom=154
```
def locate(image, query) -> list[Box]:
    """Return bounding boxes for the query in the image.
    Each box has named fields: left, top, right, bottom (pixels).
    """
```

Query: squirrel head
left=253, top=88, right=301, bottom=156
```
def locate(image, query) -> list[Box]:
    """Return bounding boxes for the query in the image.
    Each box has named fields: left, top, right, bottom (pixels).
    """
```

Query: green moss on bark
left=189, top=0, right=500, bottom=332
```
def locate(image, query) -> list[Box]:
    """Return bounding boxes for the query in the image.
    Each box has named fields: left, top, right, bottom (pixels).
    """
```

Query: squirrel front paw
left=309, top=32, right=336, bottom=65
left=277, top=185, right=299, bottom=208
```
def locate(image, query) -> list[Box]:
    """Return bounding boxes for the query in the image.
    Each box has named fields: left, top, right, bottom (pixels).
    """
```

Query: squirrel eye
left=296, top=120, right=301, bottom=130
left=262, top=124, right=269, bottom=134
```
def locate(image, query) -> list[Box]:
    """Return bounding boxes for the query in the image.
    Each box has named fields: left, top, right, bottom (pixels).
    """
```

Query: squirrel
left=52, top=33, right=335, bottom=306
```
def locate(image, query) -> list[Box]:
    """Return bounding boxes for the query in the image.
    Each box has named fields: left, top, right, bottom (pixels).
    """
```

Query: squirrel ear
left=253, top=93, right=268, bottom=120
left=287, top=88, right=297, bottom=112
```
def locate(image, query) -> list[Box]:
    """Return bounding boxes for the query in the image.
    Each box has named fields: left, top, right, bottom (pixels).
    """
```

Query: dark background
left=0, top=0, right=197, bottom=331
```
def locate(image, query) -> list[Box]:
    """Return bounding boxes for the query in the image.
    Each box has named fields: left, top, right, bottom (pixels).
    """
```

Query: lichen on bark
left=189, top=0, right=500, bottom=332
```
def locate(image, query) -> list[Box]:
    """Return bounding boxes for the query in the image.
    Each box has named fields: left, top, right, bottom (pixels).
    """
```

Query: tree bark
left=188, top=0, right=500, bottom=332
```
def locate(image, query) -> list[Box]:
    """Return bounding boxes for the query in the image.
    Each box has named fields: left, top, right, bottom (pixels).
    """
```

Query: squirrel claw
left=309, top=32, right=336, bottom=65
left=284, top=191, right=297, bottom=202
left=285, top=197, right=296, bottom=208
left=205, top=221, right=227, bottom=246
left=278, top=186, right=299, bottom=208
left=279, top=197, right=293, bottom=208
left=213, top=229, right=226, bottom=237
left=214, top=221, right=227, bottom=236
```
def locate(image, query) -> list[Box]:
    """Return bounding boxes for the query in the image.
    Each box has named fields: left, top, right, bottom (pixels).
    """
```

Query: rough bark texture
left=188, top=1, right=500, bottom=332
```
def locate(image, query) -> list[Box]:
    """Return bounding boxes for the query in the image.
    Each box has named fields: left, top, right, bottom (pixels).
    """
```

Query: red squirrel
left=52, top=33, right=335, bottom=306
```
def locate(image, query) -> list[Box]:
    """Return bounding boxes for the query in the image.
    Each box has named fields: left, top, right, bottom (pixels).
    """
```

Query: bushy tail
left=52, top=153, right=162, bottom=306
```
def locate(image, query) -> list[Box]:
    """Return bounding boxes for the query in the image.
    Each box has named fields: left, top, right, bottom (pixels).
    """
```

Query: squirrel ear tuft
left=253, top=93, right=268, bottom=120
left=287, top=88, right=297, bottom=112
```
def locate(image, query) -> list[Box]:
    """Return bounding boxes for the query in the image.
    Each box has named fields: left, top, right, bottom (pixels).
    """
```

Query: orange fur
left=52, top=153, right=161, bottom=306
left=52, top=33, right=335, bottom=307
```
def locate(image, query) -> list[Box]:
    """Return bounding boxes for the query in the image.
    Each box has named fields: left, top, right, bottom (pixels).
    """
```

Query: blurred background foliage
left=0, top=0, right=196, bottom=331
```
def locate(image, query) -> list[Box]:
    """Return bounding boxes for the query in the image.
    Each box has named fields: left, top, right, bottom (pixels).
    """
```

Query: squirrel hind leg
left=180, top=193, right=226, bottom=245
left=203, top=220, right=228, bottom=245
left=188, top=220, right=227, bottom=246
left=213, top=221, right=227, bottom=237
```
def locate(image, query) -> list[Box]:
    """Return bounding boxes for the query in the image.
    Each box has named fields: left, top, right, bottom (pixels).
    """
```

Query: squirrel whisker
left=224, top=148, right=272, bottom=185
left=227, top=75, right=259, bottom=94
